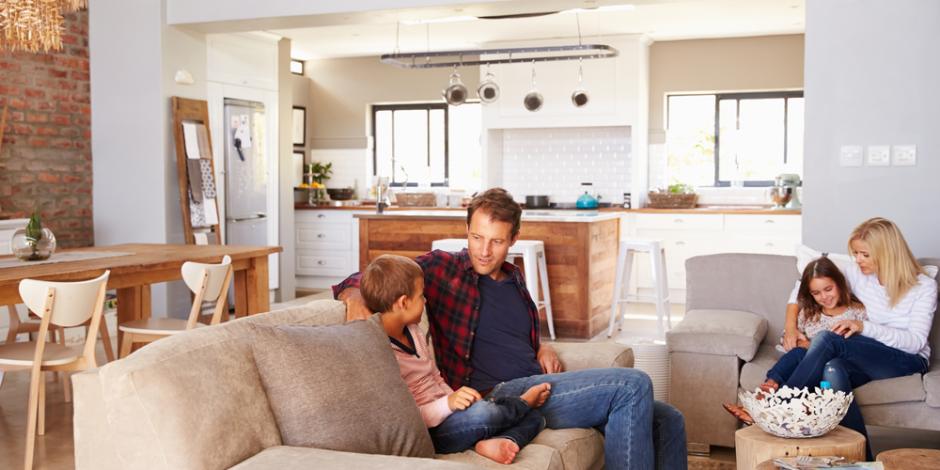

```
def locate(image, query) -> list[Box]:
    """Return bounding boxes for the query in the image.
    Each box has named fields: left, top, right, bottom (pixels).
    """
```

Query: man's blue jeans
left=487, top=368, right=687, bottom=470
left=783, top=331, right=928, bottom=460
left=429, top=397, right=545, bottom=454
left=766, top=347, right=807, bottom=384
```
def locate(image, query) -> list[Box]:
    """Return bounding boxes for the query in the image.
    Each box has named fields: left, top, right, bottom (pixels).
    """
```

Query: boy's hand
left=447, top=387, right=482, bottom=411
left=337, top=288, right=372, bottom=321
left=796, top=338, right=811, bottom=349
left=537, top=344, right=563, bottom=374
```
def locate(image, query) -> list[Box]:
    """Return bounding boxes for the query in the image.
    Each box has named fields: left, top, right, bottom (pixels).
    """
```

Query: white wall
left=802, top=0, right=940, bottom=256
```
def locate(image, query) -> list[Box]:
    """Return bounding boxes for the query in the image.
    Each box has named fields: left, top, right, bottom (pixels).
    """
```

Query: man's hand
left=831, top=320, right=863, bottom=338
left=337, top=288, right=372, bottom=321
left=782, top=328, right=808, bottom=352
left=796, top=338, right=811, bottom=349
left=447, top=387, right=481, bottom=411
left=537, top=344, right=563, bottom=374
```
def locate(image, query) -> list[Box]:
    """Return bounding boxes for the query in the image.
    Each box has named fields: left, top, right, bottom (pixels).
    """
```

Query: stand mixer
left=769, top=173, right=802, bottom=210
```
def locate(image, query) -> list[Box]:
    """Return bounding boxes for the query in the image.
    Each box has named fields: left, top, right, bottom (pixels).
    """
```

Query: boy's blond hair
left=360, top=254, right=423, bottom=313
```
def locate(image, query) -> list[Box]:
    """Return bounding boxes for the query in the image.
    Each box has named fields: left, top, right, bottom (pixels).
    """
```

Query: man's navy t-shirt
left=468, top=273, right=542, bottom=392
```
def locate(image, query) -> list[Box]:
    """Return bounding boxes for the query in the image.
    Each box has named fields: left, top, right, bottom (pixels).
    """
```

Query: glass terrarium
left=11, top=227, right=57, bottom=261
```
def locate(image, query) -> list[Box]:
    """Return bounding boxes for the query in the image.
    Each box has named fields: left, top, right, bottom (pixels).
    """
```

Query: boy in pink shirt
left=361, top=254, right=551, bottom=464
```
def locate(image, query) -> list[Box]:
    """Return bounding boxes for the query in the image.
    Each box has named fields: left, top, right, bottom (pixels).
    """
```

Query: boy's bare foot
left=722, top=403, right=754, bottom=425
left=521, top=383, right=551, bottom=408
left=760, top=379, right=780, bottom=394
left=475, top=438, right=520, bottom=464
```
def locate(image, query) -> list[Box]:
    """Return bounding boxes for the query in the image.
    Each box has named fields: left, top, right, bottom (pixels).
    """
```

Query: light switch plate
left=839, top=145, right=863, bottom=167
left=866, top=145, right=890, bottom=166
left=892, top=145, right=917, bottom=166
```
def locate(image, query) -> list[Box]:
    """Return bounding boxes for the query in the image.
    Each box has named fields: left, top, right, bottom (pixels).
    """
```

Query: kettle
left=576, top=182, right=599, bottom=209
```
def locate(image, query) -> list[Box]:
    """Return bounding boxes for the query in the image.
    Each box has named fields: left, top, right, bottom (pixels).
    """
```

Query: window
left=372, top=102, right=482, bottom=189
left=290, top=59, right=304, bottom=75
left=665, top=91, right=803, bottom=187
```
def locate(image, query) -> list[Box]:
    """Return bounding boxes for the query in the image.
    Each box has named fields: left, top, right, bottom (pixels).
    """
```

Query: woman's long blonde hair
left=849, top=217, right=924, bottom=306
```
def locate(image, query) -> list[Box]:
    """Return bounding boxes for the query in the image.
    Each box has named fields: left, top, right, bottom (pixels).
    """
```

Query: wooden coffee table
left=876, top=448, right=940, bottom=469
left=735, top=425, right=866, bottom=470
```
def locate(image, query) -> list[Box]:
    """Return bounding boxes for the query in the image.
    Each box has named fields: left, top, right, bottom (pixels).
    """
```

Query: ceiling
left=268, top=0, right=805, bottom=61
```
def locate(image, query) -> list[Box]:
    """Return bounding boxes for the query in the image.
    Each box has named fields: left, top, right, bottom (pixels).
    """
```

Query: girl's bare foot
left=760, top=379, right=780, bottom=394
left=722, top=403, right=754, bottom=425
left=521, top=383, right=551, bottom=408
left=475, top=438, right=520, bottom=464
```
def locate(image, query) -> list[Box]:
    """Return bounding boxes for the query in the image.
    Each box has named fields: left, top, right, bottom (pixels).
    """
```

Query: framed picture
left=292, top=106, right=306, bottom=146
left=293, top=150, right=305, bottom=187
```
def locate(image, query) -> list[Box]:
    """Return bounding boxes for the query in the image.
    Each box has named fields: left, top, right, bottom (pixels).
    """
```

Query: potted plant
left=303, top=162, right=332, bottom=204
left=11, top=208, right=57, bottom=261
left=647, top=183, right=698, bottom=209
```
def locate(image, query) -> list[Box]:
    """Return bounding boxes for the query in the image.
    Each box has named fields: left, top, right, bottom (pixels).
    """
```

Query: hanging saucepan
left=443, top=68, right=467, bottom=106
left=523, top=61, right=543, bottom=112
left=571, top=58, right=589, bottom=108
left=477, top=67, right=500, bottom=104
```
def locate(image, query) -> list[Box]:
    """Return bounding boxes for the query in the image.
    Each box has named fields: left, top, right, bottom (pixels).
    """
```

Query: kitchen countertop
left=354, top=209, right=624, bottom=223
left=296, top=203, right=800, bottom=215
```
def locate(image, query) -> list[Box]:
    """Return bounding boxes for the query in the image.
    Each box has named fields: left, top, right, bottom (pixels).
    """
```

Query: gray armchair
left=667, top=253, right=940, bottom=453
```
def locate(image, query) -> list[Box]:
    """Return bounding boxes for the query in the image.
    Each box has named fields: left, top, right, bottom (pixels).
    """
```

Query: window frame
left=666, top=90, right=804, bottom=187
left=371, top=103, right=450, bottom=187
left=290, top=59, right=305, bottom=76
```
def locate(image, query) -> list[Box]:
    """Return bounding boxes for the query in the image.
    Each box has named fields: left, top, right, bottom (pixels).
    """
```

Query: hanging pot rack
left=380, top=43, right=618, bottom=69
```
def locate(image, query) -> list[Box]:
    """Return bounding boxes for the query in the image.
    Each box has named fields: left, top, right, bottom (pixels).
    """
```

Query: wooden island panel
left=357, top=216, right=619, bottom=339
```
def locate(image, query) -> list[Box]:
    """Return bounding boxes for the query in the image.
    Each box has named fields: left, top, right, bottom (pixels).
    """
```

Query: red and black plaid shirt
left=333, top=249, right=541, bottom=389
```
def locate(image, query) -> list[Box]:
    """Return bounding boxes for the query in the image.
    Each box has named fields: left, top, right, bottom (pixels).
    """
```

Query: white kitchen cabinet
left=481, top=36, right=648, bottom=129
left=623, top=212, right=802, bottom=303
left=295, top=210, right=369, bottom=289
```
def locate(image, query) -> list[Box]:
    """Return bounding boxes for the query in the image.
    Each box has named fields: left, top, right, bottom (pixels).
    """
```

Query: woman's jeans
left=485, top=368, right=687, bottom=470
left=429, top=397, right=545, bottom=453
left=766, top=347, right=807, bottom=384
left=783, top=331, right=928, bottom=460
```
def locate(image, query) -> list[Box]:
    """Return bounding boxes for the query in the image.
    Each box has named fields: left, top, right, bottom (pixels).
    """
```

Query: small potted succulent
left=11, top=208, right=57, bottom=261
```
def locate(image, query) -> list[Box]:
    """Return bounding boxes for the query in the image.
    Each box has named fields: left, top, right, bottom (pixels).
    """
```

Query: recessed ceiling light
left=400, top=15, right=478, bottom=25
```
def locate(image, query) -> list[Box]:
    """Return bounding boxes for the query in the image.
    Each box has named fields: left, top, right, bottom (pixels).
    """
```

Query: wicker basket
left=646, top=192, right=698, bottom=209
left=395, top=192, right=437, bottom=207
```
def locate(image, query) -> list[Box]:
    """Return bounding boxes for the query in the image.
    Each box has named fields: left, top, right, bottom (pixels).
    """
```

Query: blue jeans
left=766, top=347, right=807, bottom=384
left=429, top=396, right=545, bottom=454
left=783, top=331, right=928, bottom=460
left=487, top=368, right=687, bottom=470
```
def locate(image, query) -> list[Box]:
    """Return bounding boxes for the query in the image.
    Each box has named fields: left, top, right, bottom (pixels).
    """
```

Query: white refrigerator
left=223, top=98, right=268, bottom=248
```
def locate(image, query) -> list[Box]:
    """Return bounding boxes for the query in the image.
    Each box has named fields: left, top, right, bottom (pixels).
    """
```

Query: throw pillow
left=248, top=315, right=435, bottom=458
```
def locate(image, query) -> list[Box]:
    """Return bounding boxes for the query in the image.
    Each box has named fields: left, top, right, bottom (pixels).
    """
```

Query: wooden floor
left=1, top=299, right=937, bottom=469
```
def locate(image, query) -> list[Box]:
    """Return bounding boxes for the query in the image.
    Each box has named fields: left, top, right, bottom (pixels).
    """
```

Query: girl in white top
left=780, top=217, right=936, bottom=460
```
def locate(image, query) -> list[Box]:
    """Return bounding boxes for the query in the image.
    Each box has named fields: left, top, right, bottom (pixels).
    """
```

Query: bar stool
left=431, top=238, right=556, bottom=340
left=607, top=239, right=672, bottom=339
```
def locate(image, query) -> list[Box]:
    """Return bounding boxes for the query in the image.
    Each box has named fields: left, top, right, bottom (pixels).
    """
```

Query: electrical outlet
left=892, top=145, right=916, bottom=166
left=866, top=145, right=890, bottom=166
left=839, top=145, right=863, bottom=167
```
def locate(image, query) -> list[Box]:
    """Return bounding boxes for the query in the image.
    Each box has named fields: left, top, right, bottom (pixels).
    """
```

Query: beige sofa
left=667, top=253, right=940, bottom=451
left=73, top=299, right=635, bottom=470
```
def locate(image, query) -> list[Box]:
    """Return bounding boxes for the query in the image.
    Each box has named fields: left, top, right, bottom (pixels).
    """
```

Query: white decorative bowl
left=739, top=386, right=854, bottom=438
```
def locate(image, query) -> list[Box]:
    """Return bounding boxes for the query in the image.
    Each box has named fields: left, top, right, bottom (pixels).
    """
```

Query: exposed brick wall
left=0, top=10, right=92, bottom=248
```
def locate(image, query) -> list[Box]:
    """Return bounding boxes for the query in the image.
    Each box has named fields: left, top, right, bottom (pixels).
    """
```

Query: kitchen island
left=355, top=210, right=620, bottom=339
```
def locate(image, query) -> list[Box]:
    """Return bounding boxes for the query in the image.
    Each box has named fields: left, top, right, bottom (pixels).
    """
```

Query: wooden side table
left=876, top=448, right=940, bottom=469
left=735, top=425, right=866, bottom=470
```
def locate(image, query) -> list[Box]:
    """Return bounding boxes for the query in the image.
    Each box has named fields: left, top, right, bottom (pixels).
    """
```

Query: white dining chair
left=118, top=256, right=232, bottom=358
left=0, top=270, right=110, bottom=470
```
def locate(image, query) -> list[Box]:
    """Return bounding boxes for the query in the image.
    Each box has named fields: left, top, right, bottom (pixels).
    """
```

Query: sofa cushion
left=437, top=443, right=564, bottom=470
left=667, top=309, right=768, bottom=361
left=231, top=446, right=479, bottom=470
left=854, top=373, right=925, bottom=406
left=531, top=428, right=604, bottom=470
left=739, top=345, right=781, bottom=391
left=925, top=370, right=940, bottom=408
left=249, top=314, right=434, bottom=458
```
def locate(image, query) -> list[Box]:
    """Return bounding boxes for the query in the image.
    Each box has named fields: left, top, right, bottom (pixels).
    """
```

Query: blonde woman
left=779, top=218, right=936, bottom=459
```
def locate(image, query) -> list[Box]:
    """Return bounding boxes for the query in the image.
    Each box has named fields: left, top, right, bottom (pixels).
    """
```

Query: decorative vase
left=10, top=227, right=57, bottom=261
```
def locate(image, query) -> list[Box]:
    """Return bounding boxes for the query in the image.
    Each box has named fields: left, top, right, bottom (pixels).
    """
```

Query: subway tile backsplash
left=501, top=127, right=632, bottom=205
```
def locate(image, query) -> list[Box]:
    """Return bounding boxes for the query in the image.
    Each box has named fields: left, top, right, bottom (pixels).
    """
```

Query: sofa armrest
left=552, top=342, right=634, bottom=371
left=666, top=309, right=768, bottom=361
left=72, top=369, right=122, bottom=470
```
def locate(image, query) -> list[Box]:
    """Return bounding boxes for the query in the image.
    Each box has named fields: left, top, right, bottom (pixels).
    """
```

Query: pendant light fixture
left=0, top=0, right=88, bottom=53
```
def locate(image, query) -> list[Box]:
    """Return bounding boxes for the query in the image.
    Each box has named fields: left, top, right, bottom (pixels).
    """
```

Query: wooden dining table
left=0, top=243, right=282, bottom=349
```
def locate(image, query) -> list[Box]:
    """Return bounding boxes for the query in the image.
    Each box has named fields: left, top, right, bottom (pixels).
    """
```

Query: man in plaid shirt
left=334, top=188, right=686, bottom=469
